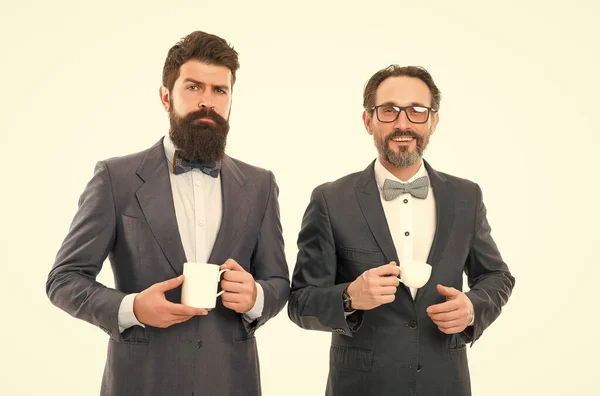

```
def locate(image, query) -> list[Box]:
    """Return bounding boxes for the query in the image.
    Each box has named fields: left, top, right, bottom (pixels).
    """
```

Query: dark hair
left=162, top=31, right=240, bottom=92
left=363, top=65, right=441, bottom=112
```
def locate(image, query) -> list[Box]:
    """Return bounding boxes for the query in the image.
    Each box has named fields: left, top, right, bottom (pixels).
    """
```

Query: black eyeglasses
left=371, top=105, right=437, bottom=124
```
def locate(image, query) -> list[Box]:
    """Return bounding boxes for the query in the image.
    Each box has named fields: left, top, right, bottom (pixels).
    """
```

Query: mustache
left=182, top=108, right=224, bottom=124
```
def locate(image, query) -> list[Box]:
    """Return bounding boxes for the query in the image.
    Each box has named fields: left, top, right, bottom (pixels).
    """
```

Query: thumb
left=155, top=275, right=184, bottom=292
left=221, top=258, right=243, bottom=271
left=437, top=284, right=460, bottom=298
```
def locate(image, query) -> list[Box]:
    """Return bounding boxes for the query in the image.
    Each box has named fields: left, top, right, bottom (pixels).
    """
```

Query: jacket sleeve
left=288, top=186, right=362, bottom=337
left=464, top=184, right=515, bottom=345
left=46, top=161, right=126, bottom=339
left=245, top=171, right=290, bottom=334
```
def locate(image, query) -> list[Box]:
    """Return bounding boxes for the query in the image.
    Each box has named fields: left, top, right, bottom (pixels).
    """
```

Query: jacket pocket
left=330, top=344, right=374, bottom=373
left=113, top=325, right=149, bottom=344
left=338, top=246, right=382, bottom=264
left=233, top=315, right=257, bottom=343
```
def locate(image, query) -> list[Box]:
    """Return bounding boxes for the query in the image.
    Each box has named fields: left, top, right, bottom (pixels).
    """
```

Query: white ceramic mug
left=181, top=262, right=230, bottom=309
left=397, top=260, right=432, bottom=288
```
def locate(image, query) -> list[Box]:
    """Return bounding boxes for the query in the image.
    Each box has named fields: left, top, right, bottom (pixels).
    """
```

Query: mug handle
left=216, top=269, right=231, bottom=297
left=396, top=262, right=404, bottom=283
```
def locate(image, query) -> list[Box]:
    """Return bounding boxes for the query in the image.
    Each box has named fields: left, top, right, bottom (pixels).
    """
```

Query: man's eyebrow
left=182, top=78, right=229, bottom=92
left=182, top=78, right=204, bottom=85
left=378, top=101, right=428, bottom=107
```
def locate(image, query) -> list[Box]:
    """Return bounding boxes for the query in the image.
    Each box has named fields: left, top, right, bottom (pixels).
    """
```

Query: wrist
left=342, top=286, right=353, bottom=312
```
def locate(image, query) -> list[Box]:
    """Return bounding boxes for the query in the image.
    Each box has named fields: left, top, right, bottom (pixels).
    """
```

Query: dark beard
left=169, top=107, right=229, bottom=163
left=377, top=129, right=428, bottom=168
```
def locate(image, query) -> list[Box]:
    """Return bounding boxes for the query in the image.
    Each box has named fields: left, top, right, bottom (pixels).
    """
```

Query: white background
left=1, top=0, right=599, bottom=394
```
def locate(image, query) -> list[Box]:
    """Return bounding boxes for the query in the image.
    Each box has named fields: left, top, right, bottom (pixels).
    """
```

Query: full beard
left=169, top=107, right=230, bottom=163
left=375, top=128, right=430, bottom=168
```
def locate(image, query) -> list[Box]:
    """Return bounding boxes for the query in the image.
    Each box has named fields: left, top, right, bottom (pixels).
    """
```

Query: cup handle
left=396, top=262, right=404, bottom=283
left=216, top=269, right=230, bottom=297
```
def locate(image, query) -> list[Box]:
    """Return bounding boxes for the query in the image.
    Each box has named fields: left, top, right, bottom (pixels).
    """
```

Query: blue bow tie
left=171, top=151, right=220, bottom=178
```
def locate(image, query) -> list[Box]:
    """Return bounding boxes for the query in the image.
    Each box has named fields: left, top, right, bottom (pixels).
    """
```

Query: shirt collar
left=163, top=133, right=176, bottom=166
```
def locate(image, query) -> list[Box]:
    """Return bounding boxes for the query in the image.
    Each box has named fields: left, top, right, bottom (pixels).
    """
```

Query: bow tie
left=381, top=176, right=429, bottom=201
left=172, top=151, right=220, bottom=178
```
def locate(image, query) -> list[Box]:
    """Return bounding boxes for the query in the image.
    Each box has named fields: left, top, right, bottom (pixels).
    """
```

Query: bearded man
left=46, top=30, right=289, bottom=396
left=288, top=65, right=515, bottom=396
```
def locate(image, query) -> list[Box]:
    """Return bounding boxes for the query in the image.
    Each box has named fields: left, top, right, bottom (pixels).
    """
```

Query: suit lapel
left=135, top=138, right=187, bottom=276
left=208, top=156, right=250, bottom=265
left=354, top=161, right=399, bottom=265
left=416, top=160, right=455, bottom=302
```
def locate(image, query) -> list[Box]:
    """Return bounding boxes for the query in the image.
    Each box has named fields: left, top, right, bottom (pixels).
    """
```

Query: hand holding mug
left=134, top=275, right=210, bottom=328
left=219, top=259, right=258, bottom=313
left=346, top=262, right=400, bottom=310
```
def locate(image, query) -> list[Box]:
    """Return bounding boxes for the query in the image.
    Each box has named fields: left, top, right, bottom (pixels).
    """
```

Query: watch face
left=343, top=290, right=352, bottom=310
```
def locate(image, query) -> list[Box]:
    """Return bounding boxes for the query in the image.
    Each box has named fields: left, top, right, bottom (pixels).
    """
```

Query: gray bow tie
left=382, top=176, right=429, bottom=201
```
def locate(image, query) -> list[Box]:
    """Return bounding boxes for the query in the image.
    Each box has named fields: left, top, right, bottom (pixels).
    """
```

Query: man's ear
left=159, top=86, right=170, bottom=112
left=363, top=110, right=374, bottom=135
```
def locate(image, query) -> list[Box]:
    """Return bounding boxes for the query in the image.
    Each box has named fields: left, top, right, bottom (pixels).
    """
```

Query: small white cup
left=181, top=262, right=230, bottom=309
left=397, top=260, right=432, bottom=288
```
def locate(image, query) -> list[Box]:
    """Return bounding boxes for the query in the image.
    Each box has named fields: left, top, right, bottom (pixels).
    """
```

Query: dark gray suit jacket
left=46, top=138, right=290, bottom=396
left=288, top=160, right=515, bottom=396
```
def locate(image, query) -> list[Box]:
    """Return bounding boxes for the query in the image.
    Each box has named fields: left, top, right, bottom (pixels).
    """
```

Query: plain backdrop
left=1, top=0, right=599, bottom=395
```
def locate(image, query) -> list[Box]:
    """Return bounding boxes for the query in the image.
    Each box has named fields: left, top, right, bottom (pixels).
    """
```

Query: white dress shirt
left=374, top=159, right=436, bottom=299
left=117, top=135, right=264, bottom=333
left=372, top=159, right=474, bottom=326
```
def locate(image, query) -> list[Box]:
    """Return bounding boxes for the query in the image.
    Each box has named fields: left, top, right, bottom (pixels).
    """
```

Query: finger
left=427, top=299, right=461, bottom=315
left=374, top=262, right=400, bottom=277
left=223, top=270, right=252, bottom=283
left=220, top=279, right=246, bottom=292
left=170, top=310, right=209, bottom=319
left=221, top=291, right=246, bottom=303
left=437, top=284, right=460, bottom=298
left=378, top=286, right=399, bottom=295
left=378, top=276, right=401, bottom=287
left=428, top=310, right=462, bottom=322
left=166, top=302, right=209, bottom=316
left=220, top=258, right=244, bottom=272
left=434, top=318, right=465, bottom=329
left=438, top=325, right=465, bottom=335
left=379, top=294, right=396, bottom=304
left=161, top=313, right=196, bottom=328
left=223, top=301, right=248, bottom=313
left=154, top=275, right=184, bottom=292
left=169, top=315, right=194, bottom=324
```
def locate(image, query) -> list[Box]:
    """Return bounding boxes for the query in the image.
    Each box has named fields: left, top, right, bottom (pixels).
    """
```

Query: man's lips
left=193, top=117, right=216, bottom=124
left=390, top=136, right=415, bottom=145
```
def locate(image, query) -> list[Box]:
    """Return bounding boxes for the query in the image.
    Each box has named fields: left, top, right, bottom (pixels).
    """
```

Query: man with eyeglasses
left=288, top=65, right=515, bottom=396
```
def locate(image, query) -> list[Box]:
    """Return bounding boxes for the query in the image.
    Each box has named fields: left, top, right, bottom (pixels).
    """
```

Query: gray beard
left=375, top=137, right=424, bottom=167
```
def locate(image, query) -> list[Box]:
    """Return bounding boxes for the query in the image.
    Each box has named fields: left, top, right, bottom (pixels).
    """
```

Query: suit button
left=197, top=340, right=203, bottom=348
left=403, top=199, right=408, bottom=204
left=408, top=320, right=417, bottom=329
left=417, top=364, right=422, bottom=372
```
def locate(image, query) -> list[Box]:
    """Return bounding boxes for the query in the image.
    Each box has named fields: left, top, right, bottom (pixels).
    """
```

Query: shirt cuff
left=243, top=282, right=264, bottom=322
left=118, top=293, right=145, bottom=333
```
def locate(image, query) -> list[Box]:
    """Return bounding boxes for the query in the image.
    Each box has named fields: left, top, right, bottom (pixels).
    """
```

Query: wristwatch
left=342, top=287, right=353, bottom=312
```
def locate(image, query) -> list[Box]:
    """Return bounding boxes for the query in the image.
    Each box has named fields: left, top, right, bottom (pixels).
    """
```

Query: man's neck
left=379, top=157, right=422, bottom=182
